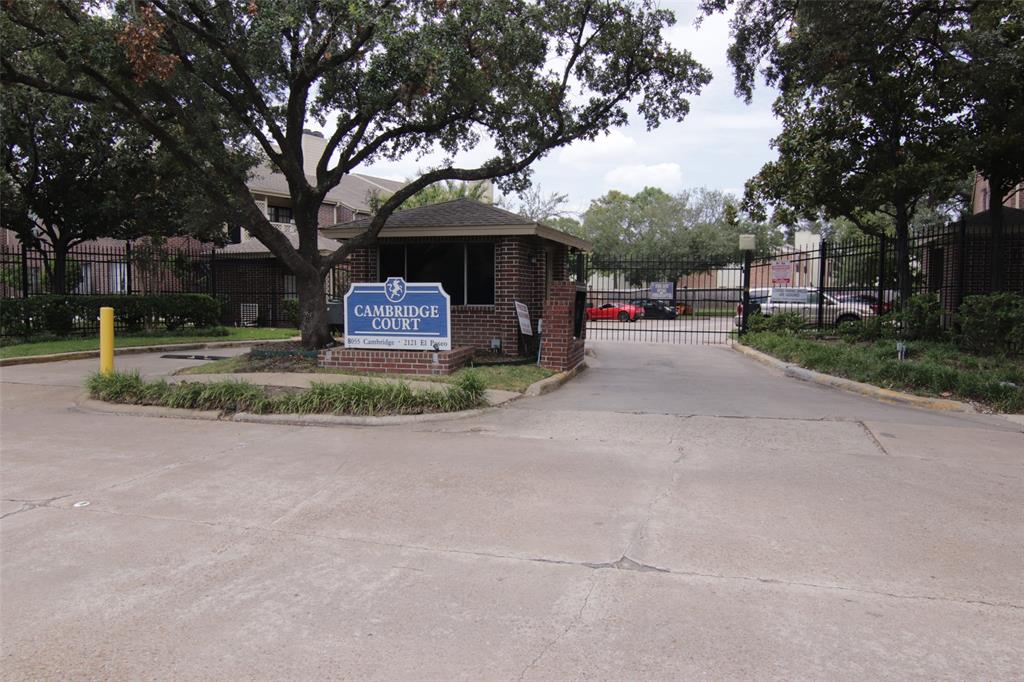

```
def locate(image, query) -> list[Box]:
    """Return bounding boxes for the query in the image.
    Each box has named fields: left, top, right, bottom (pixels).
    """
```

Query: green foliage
left=956, top=293, right=1024, bottom=354
left=582, top=187, right=782, bottom=280
left=0, top=294, right=222, bottom=338
left=892, top=294, right=945, bottom=342
left=746, top=311, right=806, bottom=335
left=391, top=180, right=491, bottom=210
left=712, top=0, right=970, bottom=306
left=1, top=87, right=235, bottom=294
left=744, top=333, right=1024, bottom=413
left=87, top=370, right=488, bottom=416
left=280, top=299, right=301, bottom=329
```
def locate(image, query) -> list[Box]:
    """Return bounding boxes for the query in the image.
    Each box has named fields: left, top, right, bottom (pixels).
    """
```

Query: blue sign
left=649, top=281, right=675, bottom=300
left=344, top=278, right=451, bottom=350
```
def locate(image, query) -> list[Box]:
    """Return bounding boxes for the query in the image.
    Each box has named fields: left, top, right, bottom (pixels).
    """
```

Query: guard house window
left=268, top=205, right=293, bottom=224
left=378, top=243, right=495, bottom=305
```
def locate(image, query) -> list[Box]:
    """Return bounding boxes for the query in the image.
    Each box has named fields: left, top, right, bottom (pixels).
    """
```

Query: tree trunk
left=988, top=173, right=1005, bottom=291
left=51, top=246, right=69, bottom=295
left=297, top=272, right=333, bottom=349
left=894, top=205, right=912, bottom=309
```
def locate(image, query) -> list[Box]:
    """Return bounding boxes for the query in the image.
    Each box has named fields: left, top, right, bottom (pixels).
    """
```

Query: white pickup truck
left=735, top=287, right=877, bottom=327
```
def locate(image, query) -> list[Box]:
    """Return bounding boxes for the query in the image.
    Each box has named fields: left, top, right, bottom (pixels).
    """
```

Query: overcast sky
left=361, top=2, right=781, bottom=214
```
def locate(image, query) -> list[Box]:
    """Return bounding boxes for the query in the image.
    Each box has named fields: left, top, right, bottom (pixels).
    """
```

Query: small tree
left=2, top=1, right=711, bottom=347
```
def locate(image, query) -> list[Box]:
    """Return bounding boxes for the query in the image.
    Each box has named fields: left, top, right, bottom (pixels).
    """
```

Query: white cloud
left=557, top=130, right=637, bottom=170
left=603, top=163, right=684, bottom=194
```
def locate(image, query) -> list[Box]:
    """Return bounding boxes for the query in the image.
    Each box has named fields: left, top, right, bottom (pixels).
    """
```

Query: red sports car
left=585, top=302, right=644, bottom=322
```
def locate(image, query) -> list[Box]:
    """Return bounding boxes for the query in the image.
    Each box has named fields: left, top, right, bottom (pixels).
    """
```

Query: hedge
left=1, top=294, right=222, bottom=338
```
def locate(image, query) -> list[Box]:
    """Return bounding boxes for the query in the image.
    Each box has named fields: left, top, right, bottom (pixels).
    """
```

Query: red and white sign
left=770, top=260, right=794, bottom=286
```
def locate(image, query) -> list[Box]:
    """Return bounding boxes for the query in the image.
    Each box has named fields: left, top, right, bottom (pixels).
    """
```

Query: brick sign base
left=317, top=346, right=474, bottom=376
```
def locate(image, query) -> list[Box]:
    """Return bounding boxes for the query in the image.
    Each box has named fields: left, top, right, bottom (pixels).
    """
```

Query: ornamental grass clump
left=87, top=370, right=488, bottom=416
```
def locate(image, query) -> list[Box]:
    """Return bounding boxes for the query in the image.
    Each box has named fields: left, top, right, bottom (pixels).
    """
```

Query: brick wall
left=538, top=281, right=586, bottom=372
left=317, top=203, right=336, bottom=227
left=318, top=345, right=474, bottom=376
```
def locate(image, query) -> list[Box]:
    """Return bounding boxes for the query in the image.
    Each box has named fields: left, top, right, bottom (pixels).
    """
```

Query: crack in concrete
left=67, top=505, right=1024, bottom=612
left=516, top=577, right=599, bottom=682
left=858, top=421, right=891, bottom=456
left=0, top=494, right=70, bottom=520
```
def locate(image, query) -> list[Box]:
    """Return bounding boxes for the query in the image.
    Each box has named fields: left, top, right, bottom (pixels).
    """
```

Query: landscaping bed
left=742, top=332, right=1024, bottom=413
left=0, top=327, right=297, bottom=359
left=177, top=351, right=554, bottom=393
left=87, top=370, right=487, bottom=417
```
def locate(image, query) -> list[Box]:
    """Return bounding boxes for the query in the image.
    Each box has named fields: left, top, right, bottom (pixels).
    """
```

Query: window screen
left=379, top=244, right=405, bottom=279
left=378, top=242, right=495, bottom=305
left=407, top=244, right=464, bottom=305
left=466, top=243, right=495, bottom=304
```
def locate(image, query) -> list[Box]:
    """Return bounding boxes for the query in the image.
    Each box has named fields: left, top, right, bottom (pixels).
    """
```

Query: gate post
left=955, top=219, right=967, bottom=309
left=877, top=235, right=887, bottom=316
left=816, top=239, right=828, bottom=332
left=19, top=241, right=29, bottom=299
left=740, top=250, right=752, bottom=335
left=125, top=240, right=133, bottom=295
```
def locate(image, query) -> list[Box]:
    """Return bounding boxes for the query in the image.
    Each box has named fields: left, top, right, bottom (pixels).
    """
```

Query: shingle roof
left=327, top=198, right=535, bottom=230
left=217, top=232, right=340, bottom=258
left=246, top=167, right=403, bottom=213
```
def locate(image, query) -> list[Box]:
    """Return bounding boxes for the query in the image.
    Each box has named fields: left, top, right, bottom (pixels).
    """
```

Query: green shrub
left=955, top=292, right=1024, bottom=354
left=86, top=371, right=169, bottom=404
left=1, top=294, right=222, bottom=338
left=280, top=299, right=300, bottom=328
left=87, top=370, right=488, bottom=416
left=747, top=311, right=806, bottom=335
left=891, top=293, right=945, bottom=341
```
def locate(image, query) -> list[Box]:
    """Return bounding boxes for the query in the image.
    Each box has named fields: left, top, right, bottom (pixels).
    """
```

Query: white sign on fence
left=770, top=288, right=809, bottom=304
left=771, top=260, right=794, bottom=286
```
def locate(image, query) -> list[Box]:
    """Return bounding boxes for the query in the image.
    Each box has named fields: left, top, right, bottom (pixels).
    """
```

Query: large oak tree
left=2, top=0, right=711, bottom=347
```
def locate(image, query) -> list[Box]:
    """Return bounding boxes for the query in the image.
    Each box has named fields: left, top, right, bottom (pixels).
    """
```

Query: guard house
left=320, top=199, right=591, bottom=371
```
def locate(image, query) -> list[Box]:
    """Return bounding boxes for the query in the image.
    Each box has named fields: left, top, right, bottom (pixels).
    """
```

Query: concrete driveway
left=1, top=342, right=1021, bottom=680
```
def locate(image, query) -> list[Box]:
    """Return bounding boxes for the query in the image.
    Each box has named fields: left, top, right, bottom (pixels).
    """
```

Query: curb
left=0, top=338, right=296, bottom=367
left=732, top=343, right=977, bottom=413
left=76, top=395, right=488, bottom=427
left=524, top=361, right=587, bottom=397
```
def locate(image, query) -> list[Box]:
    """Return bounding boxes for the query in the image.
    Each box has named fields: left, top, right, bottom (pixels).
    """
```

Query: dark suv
left=628, top=298, right=678, bottom=320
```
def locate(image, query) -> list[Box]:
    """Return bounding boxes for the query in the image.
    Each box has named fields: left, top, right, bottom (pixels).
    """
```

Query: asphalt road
left=1, top=342, right=1021, bottom=680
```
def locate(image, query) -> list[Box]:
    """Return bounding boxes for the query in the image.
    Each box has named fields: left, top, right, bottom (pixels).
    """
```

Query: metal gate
left=580, top=255, right=744, bottom=345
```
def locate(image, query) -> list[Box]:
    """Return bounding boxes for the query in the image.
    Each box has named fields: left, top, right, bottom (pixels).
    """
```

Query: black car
left=629, top=298, right=678, bottom=320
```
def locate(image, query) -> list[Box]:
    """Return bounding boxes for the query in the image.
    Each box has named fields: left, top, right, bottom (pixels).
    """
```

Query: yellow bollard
left=99, top=306, right=114, bottom=374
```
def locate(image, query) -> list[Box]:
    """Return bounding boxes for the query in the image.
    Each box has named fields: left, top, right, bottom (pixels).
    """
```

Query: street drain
left=161, top=354, right=231, bottom=361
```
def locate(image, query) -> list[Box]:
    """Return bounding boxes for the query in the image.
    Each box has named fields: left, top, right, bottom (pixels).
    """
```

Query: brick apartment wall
left=318, top=345, right=474, bottom=376
left=539, top=281, right=586, bottom=372
left=317, top=203, right=336, bottom=227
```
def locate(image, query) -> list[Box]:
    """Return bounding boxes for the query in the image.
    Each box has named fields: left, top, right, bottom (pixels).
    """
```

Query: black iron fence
left=0, top=240, right=349, bottom=337
left=578, top=221, right=1024, bottom=344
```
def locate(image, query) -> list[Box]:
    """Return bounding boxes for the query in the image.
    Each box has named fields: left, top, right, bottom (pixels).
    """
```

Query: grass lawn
left=743, top=332, right=1024, bottom=413
left=178, top=352, right=554, bottom=393
left=0, top=327, right=297, bottom=360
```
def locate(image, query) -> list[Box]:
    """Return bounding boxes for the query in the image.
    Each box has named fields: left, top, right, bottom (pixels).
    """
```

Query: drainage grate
left=161, top=354, right=231, bottom=361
